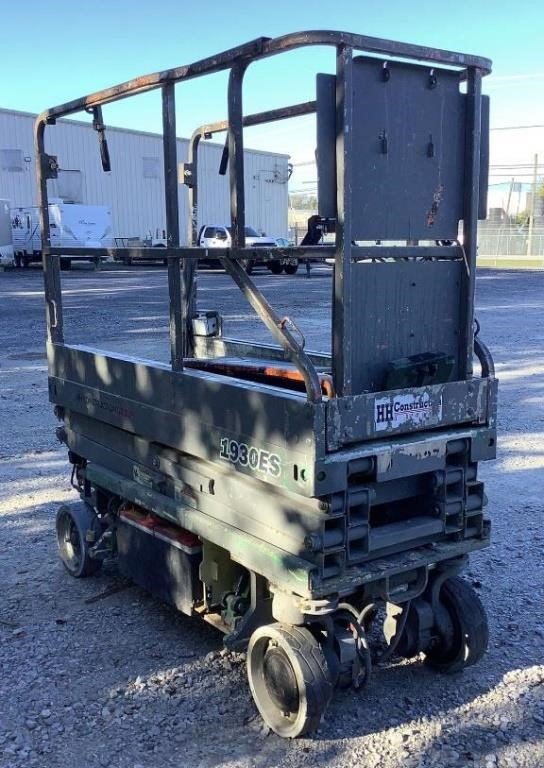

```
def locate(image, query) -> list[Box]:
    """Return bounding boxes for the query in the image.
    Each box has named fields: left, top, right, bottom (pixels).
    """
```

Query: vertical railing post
left=227, top=63, right=247, bottom=248
left=332, top=45, right=354, bottom=397
left=462, top=67, right=482, bottom=378
left=162, top=81, right=184, bottom=370
left=34, top=117, right=63, bottom=344
left=182, top=132, right=201, bottom=355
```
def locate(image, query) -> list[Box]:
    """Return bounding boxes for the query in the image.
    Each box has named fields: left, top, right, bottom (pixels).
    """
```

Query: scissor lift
left=37, top=31, right=497, bottom=737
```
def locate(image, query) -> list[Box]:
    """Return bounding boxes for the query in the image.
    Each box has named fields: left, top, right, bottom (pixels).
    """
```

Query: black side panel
left=348, top=57, right=465, bottom=241
left=349, top=259, right=465, bottom=393
left=316, top=73, right=337, bottom=219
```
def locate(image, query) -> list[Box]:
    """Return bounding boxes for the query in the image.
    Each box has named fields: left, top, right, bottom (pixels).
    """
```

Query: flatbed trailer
left=37, top=30, right=496, bottom=737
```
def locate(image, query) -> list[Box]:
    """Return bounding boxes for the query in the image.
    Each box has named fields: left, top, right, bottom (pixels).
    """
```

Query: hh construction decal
left=374, top=391, right=442, bottom=432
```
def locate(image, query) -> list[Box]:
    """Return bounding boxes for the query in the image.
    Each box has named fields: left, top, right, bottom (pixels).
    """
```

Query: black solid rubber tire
left=269, top=261, right=283, bottom=275
left=425, top=576, right=489, bottom=673
left=55, top=502, right=103, bottom=578
left=283, top=263, right=299, bottom=275
left=247, top=623, right=334, bottom=738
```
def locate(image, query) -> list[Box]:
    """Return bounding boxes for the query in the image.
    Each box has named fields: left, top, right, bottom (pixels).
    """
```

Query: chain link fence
left=477, top=221, right=544, bottom=268
left=289, top=213, right=544, bottom=268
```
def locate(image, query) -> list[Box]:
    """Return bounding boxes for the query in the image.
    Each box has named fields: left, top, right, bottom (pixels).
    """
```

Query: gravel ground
left=0, top=265, right=543, bottom=768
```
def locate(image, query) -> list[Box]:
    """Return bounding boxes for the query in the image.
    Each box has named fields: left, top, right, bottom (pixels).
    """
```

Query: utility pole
left=496, top=178, right=514, bottom=259
left=527, top=154, right=539, bottom=257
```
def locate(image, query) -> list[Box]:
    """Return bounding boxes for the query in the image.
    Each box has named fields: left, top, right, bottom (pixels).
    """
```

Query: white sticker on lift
left=374, top=391, right=442, bottom=432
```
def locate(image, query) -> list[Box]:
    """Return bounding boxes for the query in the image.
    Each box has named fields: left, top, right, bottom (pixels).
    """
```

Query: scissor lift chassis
left=38, top=31, right=496, bottom=737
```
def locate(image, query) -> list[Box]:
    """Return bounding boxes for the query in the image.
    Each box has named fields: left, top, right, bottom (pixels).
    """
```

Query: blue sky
left=1, top=0, right=543, bottom=192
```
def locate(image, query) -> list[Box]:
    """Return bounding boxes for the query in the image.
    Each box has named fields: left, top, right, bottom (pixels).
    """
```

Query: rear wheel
left=425, top=577, right=489, bottom=673
left=247, top=623, right=333, bottom=737
left=269, top=261, right=283, bottom=275
left=55, top=502, right=103, bottom=578
left=283, top=263, right=298, bottom=275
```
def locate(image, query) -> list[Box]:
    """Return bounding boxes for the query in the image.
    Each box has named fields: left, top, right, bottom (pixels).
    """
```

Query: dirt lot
left=1, top=265, right=543, bottom=768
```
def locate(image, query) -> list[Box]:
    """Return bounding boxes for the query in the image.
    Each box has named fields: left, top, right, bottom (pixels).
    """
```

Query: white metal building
left=0, top=107, right=290, bottom=244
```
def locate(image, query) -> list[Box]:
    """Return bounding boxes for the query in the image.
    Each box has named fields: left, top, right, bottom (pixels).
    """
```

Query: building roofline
left=0, top=106, right=290, bottom=159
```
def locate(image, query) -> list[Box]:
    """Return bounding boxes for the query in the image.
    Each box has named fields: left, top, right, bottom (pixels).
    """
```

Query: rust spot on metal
left=426, top=185, right=444, bottom=226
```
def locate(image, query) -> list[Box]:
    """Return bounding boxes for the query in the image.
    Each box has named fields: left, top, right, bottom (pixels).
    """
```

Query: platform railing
left=35, top=30, right=491, bottom=402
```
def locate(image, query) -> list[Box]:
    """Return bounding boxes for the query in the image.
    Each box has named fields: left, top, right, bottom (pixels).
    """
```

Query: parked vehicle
left=0, top=199, right=14, bottom=267
left=113, top=231, right=168, bottom=266
left=11, top=201, right=113, bottom=269
left=273, top=236, right=298, bottom=274
left=198, top=225, right=297, bottom=274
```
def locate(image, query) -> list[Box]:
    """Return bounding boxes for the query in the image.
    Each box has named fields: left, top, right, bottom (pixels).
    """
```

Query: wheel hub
left=263, top=645, right=299, bottom=714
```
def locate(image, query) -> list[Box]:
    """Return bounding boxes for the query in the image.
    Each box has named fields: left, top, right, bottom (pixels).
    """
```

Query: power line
left=490, top=124, right=544, bottom=131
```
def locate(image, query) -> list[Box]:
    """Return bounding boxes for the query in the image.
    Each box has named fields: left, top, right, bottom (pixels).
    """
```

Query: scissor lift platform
left=39, top=30, right=496, bottom=737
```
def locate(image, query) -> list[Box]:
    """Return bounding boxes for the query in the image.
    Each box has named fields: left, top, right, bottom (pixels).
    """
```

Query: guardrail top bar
left=36, top=29, right=491, bottom=122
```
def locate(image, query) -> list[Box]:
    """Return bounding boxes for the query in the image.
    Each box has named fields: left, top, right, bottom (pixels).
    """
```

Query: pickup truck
left=198, top=225, right=298, bottom=275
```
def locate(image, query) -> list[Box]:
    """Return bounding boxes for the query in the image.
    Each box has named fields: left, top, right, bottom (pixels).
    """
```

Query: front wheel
left=247, top=623, right=333, bottom=737
left=55, top=502, right=103, bottom=578
left=424, top=577, right=489, bottom=673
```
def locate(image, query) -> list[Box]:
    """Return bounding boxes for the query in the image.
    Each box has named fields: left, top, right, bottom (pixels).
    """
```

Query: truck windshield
left=226, top=226, right=260, bottom=238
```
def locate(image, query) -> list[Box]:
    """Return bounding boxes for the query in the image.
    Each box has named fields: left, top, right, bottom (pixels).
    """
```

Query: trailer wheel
left=425, top=577, right=489, bottom=673
left=269, top=261, right=283, bottom=275
left=283, top=263, right=298, bottom=275
left=55, top=502, right=103, bottom=578
left=22, top=254, right=32, bottom=268
left=247, top=623, right=333, bottom=738
left=60, top=258, right=71, bottom=270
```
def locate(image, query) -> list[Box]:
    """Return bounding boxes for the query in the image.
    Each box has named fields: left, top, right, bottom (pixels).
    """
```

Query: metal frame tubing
left=161, top=82, right=184, bottom=370
left=35, top=119, right=63, bottom=344
left=332, top=45, right=354, bottom=397
left=35, top=32, right=491, bottom=123
left=461, top=67, right=483, bottom=378
left=227, top=62, right=247, bottom=249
